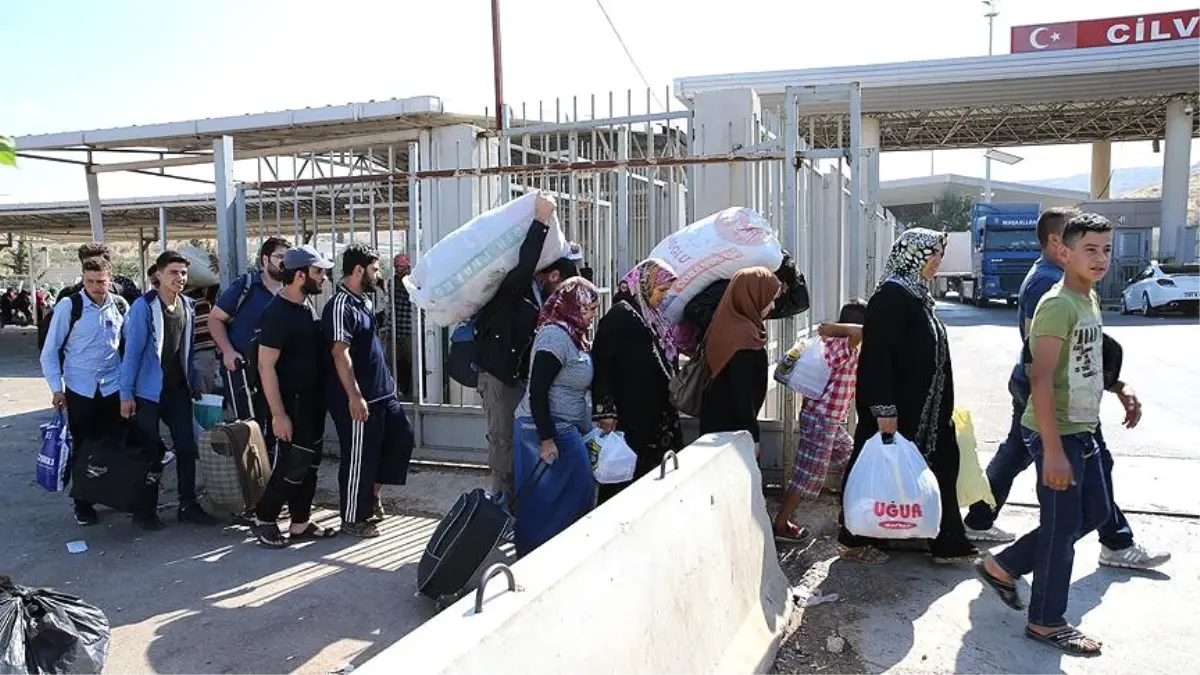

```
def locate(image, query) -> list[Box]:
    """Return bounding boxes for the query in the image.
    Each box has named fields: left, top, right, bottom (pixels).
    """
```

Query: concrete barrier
left=358, top=431, right=791, bottom=675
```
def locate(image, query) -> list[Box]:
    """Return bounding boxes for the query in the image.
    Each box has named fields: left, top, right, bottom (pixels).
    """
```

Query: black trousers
left=64, top=388, right=122, bottom=509
left=330, top=396, right=414, bottom=525
left=255, top=393, right=326, bottom=524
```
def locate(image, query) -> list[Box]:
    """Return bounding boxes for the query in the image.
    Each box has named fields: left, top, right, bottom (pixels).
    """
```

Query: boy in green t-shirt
left=976, top=213, right=1115, bottom=656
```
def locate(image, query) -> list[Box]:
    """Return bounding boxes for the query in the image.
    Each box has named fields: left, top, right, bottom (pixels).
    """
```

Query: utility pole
left=491, top=0, right=506, bottom=133
left=982, top=0, right=999, bottom=56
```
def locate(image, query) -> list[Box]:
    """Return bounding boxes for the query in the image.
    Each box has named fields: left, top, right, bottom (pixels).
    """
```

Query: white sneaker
left=965, top=526, right=1016, bottom=543
left=1099, top=544, right=1171, bottom=570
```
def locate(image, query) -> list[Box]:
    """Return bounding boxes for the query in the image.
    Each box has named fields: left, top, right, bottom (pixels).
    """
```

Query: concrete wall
left=358, top=431, right=792, bottom=675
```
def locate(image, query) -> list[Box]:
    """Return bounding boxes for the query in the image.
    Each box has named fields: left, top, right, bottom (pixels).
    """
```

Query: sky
left=0, top=0, right=1197, bottom=203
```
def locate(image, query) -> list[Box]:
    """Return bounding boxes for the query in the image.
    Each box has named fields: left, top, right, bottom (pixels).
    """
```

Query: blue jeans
left=135, top=386, right=198, bottom=507
left=993, top=429, right=1111, bottom=628
left=963, top=367, right=1134, bottom=551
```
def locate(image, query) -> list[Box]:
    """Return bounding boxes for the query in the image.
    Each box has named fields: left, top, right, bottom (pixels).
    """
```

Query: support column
left=213, top=135, right=240, bottom=288
left=852, top=115, right=880, bottom=299
left=1160, top=100, right=1193, bottom=261
left=1090, top=141, right=1112, bottom=199
left=690, top=88, right=762, bottom=219
left=85, top=169, right=104, bottom=243
left=158, top=207, right=168, bottom=253
left=417, top=124, right=500, bottom=405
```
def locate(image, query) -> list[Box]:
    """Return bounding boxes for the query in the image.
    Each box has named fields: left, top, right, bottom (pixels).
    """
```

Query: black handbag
left=69, top=427, right=159, bottom=514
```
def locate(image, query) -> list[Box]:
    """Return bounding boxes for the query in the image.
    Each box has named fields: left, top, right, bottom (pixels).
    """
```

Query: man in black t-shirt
left=251, top=245, right=338, bottom=548
left=323, top=244, right=414, bottom=539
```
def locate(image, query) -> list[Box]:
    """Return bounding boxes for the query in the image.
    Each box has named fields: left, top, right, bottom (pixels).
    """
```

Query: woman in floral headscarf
left=512, top=277, right=601, bottom=556
left=836, top=228, right=978, bottom=566
left=591, top=259, right=685, bottom=504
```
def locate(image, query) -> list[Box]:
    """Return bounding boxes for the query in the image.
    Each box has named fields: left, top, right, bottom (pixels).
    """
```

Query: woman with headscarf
left=591, top=259, right=685, bottom=504
left=836, top=228, right=977, bottom=566
left=512, top=277, right=601, bottom=556
left=699, top=267, right=783, bottom=456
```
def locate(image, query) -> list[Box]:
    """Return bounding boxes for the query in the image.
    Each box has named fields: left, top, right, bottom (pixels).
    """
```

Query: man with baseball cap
left=251, top=245, right=339, bottom=547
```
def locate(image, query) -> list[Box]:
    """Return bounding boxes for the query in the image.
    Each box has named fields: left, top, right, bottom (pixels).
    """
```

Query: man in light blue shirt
left=39, top=256, right=127, bottom=526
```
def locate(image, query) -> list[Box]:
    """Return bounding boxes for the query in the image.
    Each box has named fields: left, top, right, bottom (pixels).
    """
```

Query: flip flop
left=291, top=522, right=339, bottom=540
left=773, top=521, right=808, bottom=544
left=975, top=558, right=1024, bottom=610
left=1024, top=626, right=1102, bottom=656
left=253, top=522, right=289, bottom=549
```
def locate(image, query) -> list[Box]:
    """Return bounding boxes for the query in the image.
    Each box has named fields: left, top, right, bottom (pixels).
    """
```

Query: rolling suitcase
left=416, top=461, right=548, bottom=600
left=202, top=367, right=270, bottom=515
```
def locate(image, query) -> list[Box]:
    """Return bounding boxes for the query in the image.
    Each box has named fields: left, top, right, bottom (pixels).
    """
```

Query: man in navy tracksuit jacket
left=121, top=250, right=220, bottom=529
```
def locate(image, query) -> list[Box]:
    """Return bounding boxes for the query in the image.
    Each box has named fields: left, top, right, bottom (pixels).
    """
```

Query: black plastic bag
left=0, top=576, right=109, bottom=674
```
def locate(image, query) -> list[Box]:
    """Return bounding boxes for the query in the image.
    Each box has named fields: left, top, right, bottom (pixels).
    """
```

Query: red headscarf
left=536, top=277, right=600, bottom=350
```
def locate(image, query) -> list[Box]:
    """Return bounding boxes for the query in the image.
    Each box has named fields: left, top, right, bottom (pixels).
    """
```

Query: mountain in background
left=1027, top=163, right=1200, bottom=198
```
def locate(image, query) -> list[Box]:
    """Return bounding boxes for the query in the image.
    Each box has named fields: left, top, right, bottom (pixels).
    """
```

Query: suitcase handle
left=474, top=563, right=517, bottom=614
left=657, top=450, right=679, bottom=480
left=223, top=362, right=256, bottom=420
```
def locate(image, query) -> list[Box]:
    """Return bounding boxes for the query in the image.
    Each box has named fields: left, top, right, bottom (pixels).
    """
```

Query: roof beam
left=87, top=128, right=425, bottom=174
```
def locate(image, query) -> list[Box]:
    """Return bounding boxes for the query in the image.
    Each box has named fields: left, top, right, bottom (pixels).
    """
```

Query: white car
left=1121, top=262, right=1200, bottom=316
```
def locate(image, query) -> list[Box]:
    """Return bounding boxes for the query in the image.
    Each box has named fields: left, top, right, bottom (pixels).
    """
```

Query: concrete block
left=357, top=431, right=792, bottom=675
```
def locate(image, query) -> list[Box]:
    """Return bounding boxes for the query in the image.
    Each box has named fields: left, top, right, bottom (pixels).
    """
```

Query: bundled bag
left=583, top=430, right=637, bottom=484
left=0, top=575, right=110, bottom=674
left=648, top=207, right=784, bottom=323
left=669, top=348, right=711, bottom=418
left=774, top=337, right=831, bottom=398
left=403, top=191, right=569, bottom=327
left=36, top=412, right=71, bottom=493
left=953, top=408, right=994, bottom=508
left=843, top=432, right=942, bottom=539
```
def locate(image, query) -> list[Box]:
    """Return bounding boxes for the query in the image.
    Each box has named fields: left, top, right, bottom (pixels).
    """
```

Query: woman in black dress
left=591, top=259, right=684, bottom=504
left=698, top=267, right=782, bottom=458
left=837, top=228, right=978, bottom=566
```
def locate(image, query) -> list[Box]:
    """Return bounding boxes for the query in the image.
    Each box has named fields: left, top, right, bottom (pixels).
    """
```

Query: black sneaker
left=74, top=504, right=99, bottom=526
left=178, top=504, right=221, bottom=526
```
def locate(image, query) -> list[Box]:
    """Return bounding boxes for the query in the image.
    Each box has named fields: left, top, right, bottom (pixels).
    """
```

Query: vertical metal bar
left=848, top=82, right=864, bottom=301
left=407, top=141, right=425, bottom=448
left=779, top=89, right=799, bottom=481
left=491, top=0, right=505, bottom=134
left=616, top=127, right=631, bottom=275
left=387, top=146, right=398, bottom=393
left=368, top=146, right=378, bottom=249
left=157, top=207, right=168, bottom=254
left=213, top=135, right=238, bottom=288
left=291, top=155, right=301, bottom=243
left=85, top=167, right=104, bottom=243
left=348, top=148, right=357, bottom=244
left=567, top=131, right=579, bottom=243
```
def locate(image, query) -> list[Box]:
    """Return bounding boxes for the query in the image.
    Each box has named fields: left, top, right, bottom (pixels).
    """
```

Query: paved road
left=941, top=301, right=1199, bottom=516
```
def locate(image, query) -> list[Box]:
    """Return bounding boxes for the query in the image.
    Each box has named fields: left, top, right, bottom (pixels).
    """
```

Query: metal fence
left=237, top=85, right=898, bottom=478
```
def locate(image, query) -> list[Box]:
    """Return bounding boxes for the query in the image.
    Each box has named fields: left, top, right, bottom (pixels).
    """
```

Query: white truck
left=932, top=231, right=972, bottom=299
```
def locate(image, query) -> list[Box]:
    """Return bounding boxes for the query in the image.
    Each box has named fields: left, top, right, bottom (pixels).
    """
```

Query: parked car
left=1121, top=262, right=1200, bottom=316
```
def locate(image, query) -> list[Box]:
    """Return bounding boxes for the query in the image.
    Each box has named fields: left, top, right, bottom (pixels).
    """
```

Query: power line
left=594, top=0, right=665, bottom=111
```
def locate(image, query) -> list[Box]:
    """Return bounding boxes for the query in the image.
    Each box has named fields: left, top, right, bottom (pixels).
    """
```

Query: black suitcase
left=69, top=429, right=159, bottom=514
left=416, top=462, right=547, bottom=600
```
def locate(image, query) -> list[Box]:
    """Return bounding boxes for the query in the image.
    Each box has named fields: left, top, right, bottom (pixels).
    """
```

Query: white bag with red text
left=402, top=191, right=569, bottom=327
left=648, top=207, right=784, bottom=323
left=842, top=432, right=941, bottom=539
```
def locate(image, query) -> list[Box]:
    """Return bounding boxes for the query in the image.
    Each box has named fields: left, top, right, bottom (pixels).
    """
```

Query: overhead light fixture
left=985, top=148, right=1024, bottom=165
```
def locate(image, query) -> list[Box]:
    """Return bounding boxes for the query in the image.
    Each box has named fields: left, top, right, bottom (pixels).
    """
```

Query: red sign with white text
left=1011, top=9, right=1200, bottom=53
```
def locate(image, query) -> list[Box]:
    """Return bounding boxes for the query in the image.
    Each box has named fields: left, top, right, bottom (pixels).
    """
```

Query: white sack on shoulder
left=403, top=191, right=569, bottom=327
left=648, top=207, right=783, bottom=323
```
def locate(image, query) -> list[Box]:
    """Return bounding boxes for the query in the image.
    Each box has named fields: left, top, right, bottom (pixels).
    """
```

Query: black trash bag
left=0, top=576, right=109, bottom=674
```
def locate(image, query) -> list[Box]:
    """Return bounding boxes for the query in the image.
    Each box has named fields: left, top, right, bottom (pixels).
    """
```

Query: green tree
left=1, top=238, right=32, bottom=276
left=0, top=135, right=15, bottom=167
left=912, top=190, right=975, bottom=232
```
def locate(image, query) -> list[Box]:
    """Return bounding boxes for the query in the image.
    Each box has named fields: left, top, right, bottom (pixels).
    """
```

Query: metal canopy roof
left=674, top=41, right=1200, bottom=150
left=13, top=96, right=471, bottom=155
left=880, top=174, right=1089, bottom=209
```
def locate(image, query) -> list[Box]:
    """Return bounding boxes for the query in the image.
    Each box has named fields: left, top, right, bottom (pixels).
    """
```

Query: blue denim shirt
left=39, top=292, right=124, bottom=397
left=1011, top=256, right=1065, bottom=389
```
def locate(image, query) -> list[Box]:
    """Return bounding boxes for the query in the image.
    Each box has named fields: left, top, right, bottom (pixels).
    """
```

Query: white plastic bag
left=648, top=207, right=784, bottom=323
left=403, top=191, right=569, bottom=327
left=592, top=431, right=637, bottom=484
left=842, top=432, right=942, bottom=539
left=774, top=337, right=832, bottom=398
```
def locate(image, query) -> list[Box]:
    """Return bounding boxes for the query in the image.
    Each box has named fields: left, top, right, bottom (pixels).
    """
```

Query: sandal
left=291, top=522, right=339, bottom=540
left=1024, top=625, right=1102, bottom=656
left=253, top=522, right=289, bottom=549
left=975, top=558, right=1024, bottom=610
left=838, top=545, right=889, bottom=565
left=773, top=521, right=808, bottom=544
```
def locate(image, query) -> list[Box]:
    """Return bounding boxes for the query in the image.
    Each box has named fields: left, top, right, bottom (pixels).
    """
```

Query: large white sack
left=649, top=207, right=784, bottom=323
left=180, top=245, right=219, bottom=289
left=403, top=191, right=569, bottom=327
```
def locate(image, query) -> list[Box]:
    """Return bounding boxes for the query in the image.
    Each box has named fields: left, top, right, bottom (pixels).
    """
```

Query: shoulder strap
left=231, top=272, right=255, bottom=318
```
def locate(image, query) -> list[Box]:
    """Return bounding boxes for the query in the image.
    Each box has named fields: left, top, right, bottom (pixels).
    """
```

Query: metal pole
left=984, top=156, right=993, bottom=203
left=988, top=14, right=994, bottom=55
left=491, top=0, right=505, bottom=133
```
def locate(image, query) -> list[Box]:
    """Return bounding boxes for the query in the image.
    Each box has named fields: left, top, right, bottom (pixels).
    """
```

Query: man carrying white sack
left=474, top=195, right=580, bottom=497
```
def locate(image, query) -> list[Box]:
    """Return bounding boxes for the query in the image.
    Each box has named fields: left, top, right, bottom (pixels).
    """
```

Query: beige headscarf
left=703, top=267, right=781, bottom=378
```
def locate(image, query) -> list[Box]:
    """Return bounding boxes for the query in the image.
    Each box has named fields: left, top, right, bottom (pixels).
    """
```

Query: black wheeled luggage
left=416, top=462, right=547, bottom=600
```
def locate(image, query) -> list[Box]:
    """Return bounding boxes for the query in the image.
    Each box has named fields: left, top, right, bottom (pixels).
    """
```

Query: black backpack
left=56, top=292, right=129, bottom=366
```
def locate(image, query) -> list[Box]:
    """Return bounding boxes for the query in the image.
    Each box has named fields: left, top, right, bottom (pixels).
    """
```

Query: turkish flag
left=1010, top=21, right=1079, bottom=53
